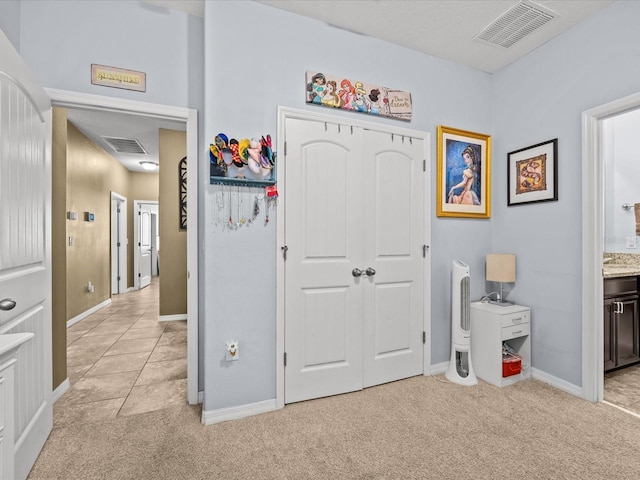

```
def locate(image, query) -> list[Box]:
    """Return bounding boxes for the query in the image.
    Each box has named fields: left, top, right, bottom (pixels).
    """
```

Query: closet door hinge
left=284, top=352, right=287, bottom=367
left=284, top=141, right=287, bottom=156
left=281, top=245, right=288, bottom=260
left=423, top=245, right=429, bottom=258
left=423, top=331, right=426, bottom=344
left=423, top=159, right=426, bottom=172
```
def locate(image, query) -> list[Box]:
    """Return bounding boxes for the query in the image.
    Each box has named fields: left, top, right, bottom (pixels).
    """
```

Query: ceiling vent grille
left=475, top=1, right=555, bottom=49
left=102, top=136, right=148, bottom=155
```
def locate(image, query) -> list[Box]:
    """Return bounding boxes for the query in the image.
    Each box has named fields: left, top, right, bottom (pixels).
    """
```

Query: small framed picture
left=507, top=139, right=558, bottom=206
left=436, top=126, right=491, bottom=218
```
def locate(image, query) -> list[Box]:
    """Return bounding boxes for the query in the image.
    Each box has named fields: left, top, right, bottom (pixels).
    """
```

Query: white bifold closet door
left=284, top=118, right=424, bottom=404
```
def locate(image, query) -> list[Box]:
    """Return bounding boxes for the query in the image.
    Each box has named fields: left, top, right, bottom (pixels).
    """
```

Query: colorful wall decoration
left=209, top=133, right=276, bottom=186
left=305, top=71, right=412, bottom=121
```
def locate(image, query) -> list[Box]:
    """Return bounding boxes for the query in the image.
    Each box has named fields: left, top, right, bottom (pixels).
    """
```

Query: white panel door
left=137, top=204, right=153, bottom=289
left=0, top=31, right=52, bottom=480
left=284, top=119, right=365, bottom=404
left=362, top=130, right=424, bottom=387
left=284, top=118, right=425, bottom=404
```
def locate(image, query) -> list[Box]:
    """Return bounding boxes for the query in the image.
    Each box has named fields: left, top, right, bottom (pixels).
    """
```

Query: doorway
left=134, top=201, right=159, bottom=290
left=47, top=88, right=199, bottom=404
left=111, top=192, right=127, bottom=295
left=582, top=91, right=640, bottom=404
left=276, top=107, right=431, bottom=407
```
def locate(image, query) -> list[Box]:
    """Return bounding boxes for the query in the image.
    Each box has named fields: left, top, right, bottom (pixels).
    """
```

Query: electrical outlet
left=626, top=236, right=637, bottom=249
left=225, top=340, right=239, bottom=361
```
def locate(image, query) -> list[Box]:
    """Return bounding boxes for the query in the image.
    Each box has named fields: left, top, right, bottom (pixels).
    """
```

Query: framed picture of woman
left=436, top=126, right=491, bottom=218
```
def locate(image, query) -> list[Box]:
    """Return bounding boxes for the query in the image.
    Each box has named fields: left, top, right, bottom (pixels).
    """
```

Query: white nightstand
left=470, top=302, right=531, bottom=387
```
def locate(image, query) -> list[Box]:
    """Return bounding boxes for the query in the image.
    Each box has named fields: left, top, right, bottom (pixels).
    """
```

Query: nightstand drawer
left=502, top=323, right=530, bottom=340
left=499, top=310, right=529, bottom=327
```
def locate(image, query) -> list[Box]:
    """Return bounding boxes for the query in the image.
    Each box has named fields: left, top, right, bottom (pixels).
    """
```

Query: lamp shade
left=486, top=254, right=516, bottom=283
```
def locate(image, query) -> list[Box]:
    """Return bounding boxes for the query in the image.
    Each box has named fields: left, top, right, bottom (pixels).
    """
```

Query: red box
left=502, top=352, right=522, bottom=378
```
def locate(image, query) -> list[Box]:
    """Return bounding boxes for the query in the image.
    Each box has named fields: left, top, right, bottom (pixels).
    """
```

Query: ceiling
left=71, top=0, right=614, bottom=172
left=66, top=109, right=185, bottom=173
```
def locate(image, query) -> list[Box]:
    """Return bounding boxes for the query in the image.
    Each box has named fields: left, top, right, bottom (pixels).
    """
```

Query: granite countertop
left=603, top=253, right=640, bottom=278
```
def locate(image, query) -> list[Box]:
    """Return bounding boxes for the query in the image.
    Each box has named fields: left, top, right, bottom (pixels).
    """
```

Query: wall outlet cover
left=626, top=236, right=637, bottom=248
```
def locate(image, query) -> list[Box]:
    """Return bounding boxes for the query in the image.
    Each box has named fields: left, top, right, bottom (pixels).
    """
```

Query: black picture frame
left=507, top=138, right=558, bottom=206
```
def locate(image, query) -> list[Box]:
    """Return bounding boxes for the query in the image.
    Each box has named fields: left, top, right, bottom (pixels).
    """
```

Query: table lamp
left=486, top=254, right=516, bottom=306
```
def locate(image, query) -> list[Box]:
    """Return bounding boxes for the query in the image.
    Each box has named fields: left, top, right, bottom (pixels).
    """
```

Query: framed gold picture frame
left=436, top=125, right=491, bottom=218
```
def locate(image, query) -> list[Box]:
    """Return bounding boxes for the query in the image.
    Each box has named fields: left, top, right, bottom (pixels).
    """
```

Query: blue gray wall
left=5, top=0, right=205, bottom=388
left=5, top=0, right=639, bottom=410
left=0, top=0, right=20, bottom=51
left=491, top=0, right=638, bottom=386
left=203, top=1, right=493, bottom=410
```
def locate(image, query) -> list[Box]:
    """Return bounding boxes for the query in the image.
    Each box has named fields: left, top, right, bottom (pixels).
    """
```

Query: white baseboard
left=66, top=298, right=112, bottom=328
left=429, top=361, right=449, bottom=375
left=159, top=314, right=187, bottom=322
left=198, top=390, right=204, bottom=404
left=52, top=378, right=70, bottom=404
left=201, top=399, right=277, bottom=426
left=429, top=363, right=582, bottom=398
left=531, top=368, right=582, bottom=398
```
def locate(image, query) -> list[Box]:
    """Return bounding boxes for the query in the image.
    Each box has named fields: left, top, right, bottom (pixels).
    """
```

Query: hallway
left=56, top=279, right=187, bottom=427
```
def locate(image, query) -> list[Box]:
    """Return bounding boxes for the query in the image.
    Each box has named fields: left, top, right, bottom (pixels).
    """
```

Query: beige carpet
left=29, top=376, right=640, bottom=480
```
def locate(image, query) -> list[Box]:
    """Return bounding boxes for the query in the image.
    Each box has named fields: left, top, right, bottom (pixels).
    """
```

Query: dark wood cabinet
left=604, top=277, right=640, bottom=372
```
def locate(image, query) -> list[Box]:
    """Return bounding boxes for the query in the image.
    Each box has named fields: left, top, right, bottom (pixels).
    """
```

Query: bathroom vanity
left=603, top=255, right=640, bottom=372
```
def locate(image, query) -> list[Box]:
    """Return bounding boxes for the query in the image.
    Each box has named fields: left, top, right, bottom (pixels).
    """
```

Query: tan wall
left=50, top=118, right=163, bottom=390
left=51, top=108, right=68, bottom=389
left=159, top=129, right=187, bottom=316
left=128, top=172, right=159, bottom=286
left=66, top=122, right=129, bottom=318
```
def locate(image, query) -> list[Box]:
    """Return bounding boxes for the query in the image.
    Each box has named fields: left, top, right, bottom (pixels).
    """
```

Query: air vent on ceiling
left=102, top=136, right=148, bottom=155
left=474, top=1, right=556, bottom=49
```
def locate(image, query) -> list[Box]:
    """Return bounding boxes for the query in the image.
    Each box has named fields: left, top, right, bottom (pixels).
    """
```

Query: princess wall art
left=305, top=71, right=412, bottom=121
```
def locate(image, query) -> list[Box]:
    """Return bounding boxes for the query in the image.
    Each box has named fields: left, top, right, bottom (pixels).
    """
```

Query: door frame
left=46, top=88, right=199, bottom=405
left=133, top=200, right=158, bottom=290
left=582, top=90, right=640, bottom=402
left=110, top=192, right=127, bottom=294
left=275, top=106, right=431, bottom=409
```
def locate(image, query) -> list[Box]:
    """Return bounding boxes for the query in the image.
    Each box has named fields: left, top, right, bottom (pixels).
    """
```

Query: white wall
left=492, top=1, right=640, bottom=386
left=603, top=109, right=640, bottom=253
left=203, top=0, right=493, bottom=411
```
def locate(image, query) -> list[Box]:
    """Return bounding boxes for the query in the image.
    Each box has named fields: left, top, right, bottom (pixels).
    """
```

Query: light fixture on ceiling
left=139, top=161, right=159, bottom=171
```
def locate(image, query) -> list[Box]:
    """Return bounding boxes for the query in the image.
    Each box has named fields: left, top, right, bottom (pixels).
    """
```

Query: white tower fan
left=445, top=260, right=478, bottom=386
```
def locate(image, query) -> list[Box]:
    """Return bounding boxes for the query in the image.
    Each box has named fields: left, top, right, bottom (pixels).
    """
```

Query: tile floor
left=604, top=363, right=640, bottom=415
left=56, top=278, right=187, bottom=427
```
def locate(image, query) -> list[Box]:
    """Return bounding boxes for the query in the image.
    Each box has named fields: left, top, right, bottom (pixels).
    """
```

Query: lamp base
left=488, top=300, right=514, bottom=307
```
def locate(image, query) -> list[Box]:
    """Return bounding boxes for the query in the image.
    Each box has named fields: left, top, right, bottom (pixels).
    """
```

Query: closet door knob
left=352, top=268, right=363, bottom=277
left=0, top=298, right=16, bottom=311
left=365, top=267, right=376, bottom=276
